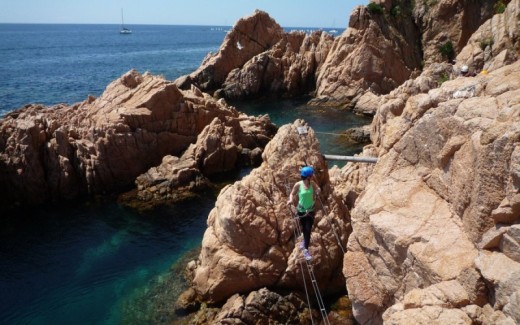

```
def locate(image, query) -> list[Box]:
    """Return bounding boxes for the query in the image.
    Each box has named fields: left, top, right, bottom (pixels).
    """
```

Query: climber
left=287, top=166, right=321, bottom=261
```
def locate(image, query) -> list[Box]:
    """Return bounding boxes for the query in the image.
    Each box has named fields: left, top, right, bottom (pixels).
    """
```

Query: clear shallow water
left=0, top=24, right=362, bottom=325
left=232, top=98, right=371, bottom=167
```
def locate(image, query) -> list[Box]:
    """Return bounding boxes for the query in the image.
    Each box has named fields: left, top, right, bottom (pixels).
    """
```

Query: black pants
left=298, top=211, right=315, bottom=250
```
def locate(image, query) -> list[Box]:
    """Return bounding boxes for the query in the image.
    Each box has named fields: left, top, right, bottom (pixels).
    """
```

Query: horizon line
left=0, top=22, right=344, bottom=30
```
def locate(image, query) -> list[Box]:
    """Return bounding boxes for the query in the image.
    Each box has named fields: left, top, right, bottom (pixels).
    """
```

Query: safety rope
left=317, top=195, right=346, bottom=254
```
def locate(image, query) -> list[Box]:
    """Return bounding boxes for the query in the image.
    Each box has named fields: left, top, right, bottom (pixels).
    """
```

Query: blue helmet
left=301, top=166, right=314, bottom=178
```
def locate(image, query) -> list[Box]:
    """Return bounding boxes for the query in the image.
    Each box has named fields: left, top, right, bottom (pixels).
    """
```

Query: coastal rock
left=412, top=0, right=495, bottom=67
left=187, top=120, right=350, bottom=303
left=353, top=91, right=380, bottom=116
left=329, top=145, right=378, bottom=209
left=176, top=10, right=335, bottom=100
left=312, top=3, right=423, bottom=107
left=455, top=0, right=520, bottom=74
left=342, top=125, right=372, bottom=144
left=135, top=114, right=276, bottom=203
left=344, top=59, right=520, bottom=323
left=210, top=288, right=307, bottom=324
left=0, top=70, right=276, bottom=205
left=220, top=30, right=334, bottom=99
left=175, top=10, right=285, bottom=93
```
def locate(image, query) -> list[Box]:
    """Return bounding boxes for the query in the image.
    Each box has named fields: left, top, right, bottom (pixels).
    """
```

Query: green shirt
left=297, top=181, right=314, bottom=212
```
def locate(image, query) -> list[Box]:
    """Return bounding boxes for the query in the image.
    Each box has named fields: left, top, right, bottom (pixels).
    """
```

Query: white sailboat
left=120, top=9, right=132, bottom=34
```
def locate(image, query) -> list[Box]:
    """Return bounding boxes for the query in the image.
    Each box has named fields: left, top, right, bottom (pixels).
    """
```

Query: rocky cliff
left=0, top=70, right=276, bottom=205
left=174, top=1, right=498, bottom=110
left=175, top=10, right=335, bottom=100
left=337, top=0, right=520, bottom=322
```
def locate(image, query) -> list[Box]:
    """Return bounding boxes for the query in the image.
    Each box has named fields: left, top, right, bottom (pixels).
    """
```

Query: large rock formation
left=175, top=10, right=335, bottom=100
left=175, top=10, right=285, bottom=92
left=341, top=55, right=520, bottom=324
left=455, top=0, right=520, bottom=74
left=312, top=3, right=423, bottom=108
left=135, top=114, right=276, bottom=203
left=185, top=121, right=351, bottom=303
left=0, top=70, right=276, bottom=205
left=173, top=1, right=498, bottom=110
left=411, top=0, right=496, bottom=66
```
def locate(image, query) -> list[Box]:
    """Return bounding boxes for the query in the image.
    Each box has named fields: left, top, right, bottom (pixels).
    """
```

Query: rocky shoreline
left=2, top=0, right=520, bottom=324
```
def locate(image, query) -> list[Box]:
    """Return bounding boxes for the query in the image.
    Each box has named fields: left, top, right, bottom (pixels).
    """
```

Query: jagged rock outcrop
left=175, top=10, right=335, bottom=100
left=206, top=288, right=309, bottom=324
left=455, top=0, right=520, bottom=74
left=135, top=115, right=276, bottom=203
left=175, top=10, right=285, bottom=92
left=0, top=70, right=275, bottom=205
left=412, top=0, right=496, bottom=66
left=341, top=58, right=520, bottom=324
left=312, top=3, right=423, bottom=108
left=219, top=30, right=334, bottom=99
left=184, top=121, right=351, bottom=304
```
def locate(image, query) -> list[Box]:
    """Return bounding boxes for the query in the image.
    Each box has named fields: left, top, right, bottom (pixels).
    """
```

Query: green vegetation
left=494, top=0, right=506, bottom=14
left=439, top=40, right=455, bottom=61
left=391, top=5, right=402, bottom=17
left=367, top=2, right=384, bottom=14
left=438, top=72, right=450, bottom=85
left=480, top=37, right=494, bottom=50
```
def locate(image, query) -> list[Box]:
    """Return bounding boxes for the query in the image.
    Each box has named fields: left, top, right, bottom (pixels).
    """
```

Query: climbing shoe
left=303, top=249, right=312, bottom=261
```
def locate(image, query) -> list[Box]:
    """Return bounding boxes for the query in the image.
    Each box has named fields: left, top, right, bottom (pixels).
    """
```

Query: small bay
left=0, top=24, right=366, bottom=324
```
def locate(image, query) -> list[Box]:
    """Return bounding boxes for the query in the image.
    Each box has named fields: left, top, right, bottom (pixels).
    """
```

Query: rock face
left=208, top=288, right=308, bottom=324
left=186, top=120, right=351, bottom=303
left=175, top=10, right=285, bottom=92
left=411, top=0, right=496, bottom=66
left=312, top=3, right=423, bottom=108
left=340, top=57, right=520, bottom=324
left=455, top=0, right=520, bottom=74
left=174, top=1, right=498, bottom=110
left=0, top=70, right=276, bottom=205
left=175, top=10, right=335, bottom=100
left=135, top=114, right=276, bottom=203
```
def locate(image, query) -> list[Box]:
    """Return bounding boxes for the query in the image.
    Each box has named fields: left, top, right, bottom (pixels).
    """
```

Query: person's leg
left=300, top=215, right=314, bottom=250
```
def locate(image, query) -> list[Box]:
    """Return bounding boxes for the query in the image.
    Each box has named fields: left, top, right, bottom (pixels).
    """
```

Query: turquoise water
left=0, top=24, right=362, bottom=324
left=0, top=196, right=215, bottom=324
left=233, top=98, right=371, bottom=166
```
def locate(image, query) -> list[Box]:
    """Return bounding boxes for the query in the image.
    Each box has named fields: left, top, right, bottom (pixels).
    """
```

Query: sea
left=0, top=24, right=369, bottom=324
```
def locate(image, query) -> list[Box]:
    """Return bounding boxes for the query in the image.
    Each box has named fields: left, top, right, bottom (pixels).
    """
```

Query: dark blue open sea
left=0, top=24, right=365, bottom=324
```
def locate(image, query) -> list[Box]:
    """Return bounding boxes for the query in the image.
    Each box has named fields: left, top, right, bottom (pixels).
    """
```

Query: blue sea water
left=0, top=24, right=364, bottom=324
left=0, top=24, right=226, bottom=115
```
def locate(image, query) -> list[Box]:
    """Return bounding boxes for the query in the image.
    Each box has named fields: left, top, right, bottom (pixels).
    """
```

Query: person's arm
left=287, top=182, right=299, bottom=206
left=312, top=181, right=321, bottom=196
left=312, top=181, right=322, bottom=209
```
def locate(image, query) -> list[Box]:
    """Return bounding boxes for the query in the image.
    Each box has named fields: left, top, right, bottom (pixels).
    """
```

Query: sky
left=0, top=0, right=368, bottom=28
